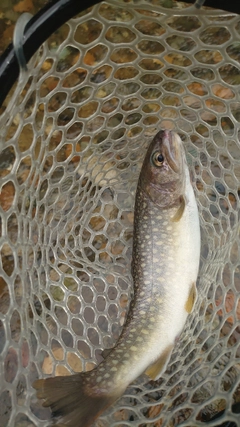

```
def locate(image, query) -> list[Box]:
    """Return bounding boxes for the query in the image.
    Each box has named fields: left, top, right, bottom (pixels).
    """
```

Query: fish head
left=139, top=130, right=187, bottom=208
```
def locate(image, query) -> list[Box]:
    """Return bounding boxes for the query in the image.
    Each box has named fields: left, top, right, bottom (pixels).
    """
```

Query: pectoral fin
left=145, top=344, right=173, bottom=380
left=185, top=282, right=197, bottom=314
left=171, top=195, right=186, bottom=222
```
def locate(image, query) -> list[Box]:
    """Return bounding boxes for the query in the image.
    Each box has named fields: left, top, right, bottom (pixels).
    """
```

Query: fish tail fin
left=33, top=371, right=122, bottom=427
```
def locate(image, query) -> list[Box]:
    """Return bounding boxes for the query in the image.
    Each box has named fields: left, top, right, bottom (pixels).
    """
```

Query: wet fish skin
left=131, top=130, right=200, bottom=381
left=33, top=129, right=200, bottom=426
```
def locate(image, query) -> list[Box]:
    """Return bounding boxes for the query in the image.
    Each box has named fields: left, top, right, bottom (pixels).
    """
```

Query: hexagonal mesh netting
left=0, top=1, right=240, bottom=426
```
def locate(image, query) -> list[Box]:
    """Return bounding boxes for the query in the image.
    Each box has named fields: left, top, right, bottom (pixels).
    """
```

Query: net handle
left=0, top=0, right=238, bottom=108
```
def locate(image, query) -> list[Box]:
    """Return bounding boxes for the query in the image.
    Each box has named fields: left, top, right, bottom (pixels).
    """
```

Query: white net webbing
left=0, top=1, right=239, bottom=426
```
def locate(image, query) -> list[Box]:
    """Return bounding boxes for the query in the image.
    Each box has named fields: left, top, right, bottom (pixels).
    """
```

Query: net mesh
left=0, top=1, right=240, bottom=426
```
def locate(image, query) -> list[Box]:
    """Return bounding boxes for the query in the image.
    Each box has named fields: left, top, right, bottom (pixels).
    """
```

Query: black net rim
left=0, top=0, right=239, bottom=108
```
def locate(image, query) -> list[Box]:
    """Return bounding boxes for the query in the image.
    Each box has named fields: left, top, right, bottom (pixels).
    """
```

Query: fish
left=33, top=129, right=201, bottom=426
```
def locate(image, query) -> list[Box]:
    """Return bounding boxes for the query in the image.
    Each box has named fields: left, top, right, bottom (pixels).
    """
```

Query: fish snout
left=163, top=131, right=182, bottom=174
left=153, top=130, right=182, bottom=174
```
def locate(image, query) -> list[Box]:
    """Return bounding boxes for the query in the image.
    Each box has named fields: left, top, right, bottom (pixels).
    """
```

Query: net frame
left=0, top=0, right=239, bottom=108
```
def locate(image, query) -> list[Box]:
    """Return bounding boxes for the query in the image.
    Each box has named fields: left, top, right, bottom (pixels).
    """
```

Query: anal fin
left=185, top=282, right=197, bottom=314
left=145, top=344, right=173, bottom=381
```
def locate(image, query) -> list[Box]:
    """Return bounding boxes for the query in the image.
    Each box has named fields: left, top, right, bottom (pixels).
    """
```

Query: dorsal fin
left=101, top=348, right=113, bottom=359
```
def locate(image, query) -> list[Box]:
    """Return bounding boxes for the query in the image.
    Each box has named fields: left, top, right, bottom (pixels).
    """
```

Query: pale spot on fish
left=156, top=241, right=163, bottom=246
left=139, top=310, right=146, bottom=315
left=157, top=215, right=162, bottom=220
left=96, top=377, right=102, bottom=383
left=104, top=373, right=110, bottom=378
left=153, top=257, right=159, bottom=263
left=111, top=367, right=117, bottom=372
left=130, top=346, right=137, bottom=351
left=136, top=337, right=143, bottom=342
left=153, top=248, right=157, bottom=254
left=142, top=330, right=148, bottom=334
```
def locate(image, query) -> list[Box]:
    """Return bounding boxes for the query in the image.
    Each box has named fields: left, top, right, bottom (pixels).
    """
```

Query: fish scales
left=33, top=129, right=200, bottom=426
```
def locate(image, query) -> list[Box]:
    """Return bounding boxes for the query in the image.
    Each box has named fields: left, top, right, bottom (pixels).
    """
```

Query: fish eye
left=152, top=152, right=164, bottom=167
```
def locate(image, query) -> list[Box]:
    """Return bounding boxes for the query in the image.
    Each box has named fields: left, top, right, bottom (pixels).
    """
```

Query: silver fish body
left=33, top=129, right=201, bottom=426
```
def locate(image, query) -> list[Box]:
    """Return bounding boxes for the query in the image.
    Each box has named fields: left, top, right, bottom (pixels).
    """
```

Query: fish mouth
left=154, top=130, right=181, bottom=173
